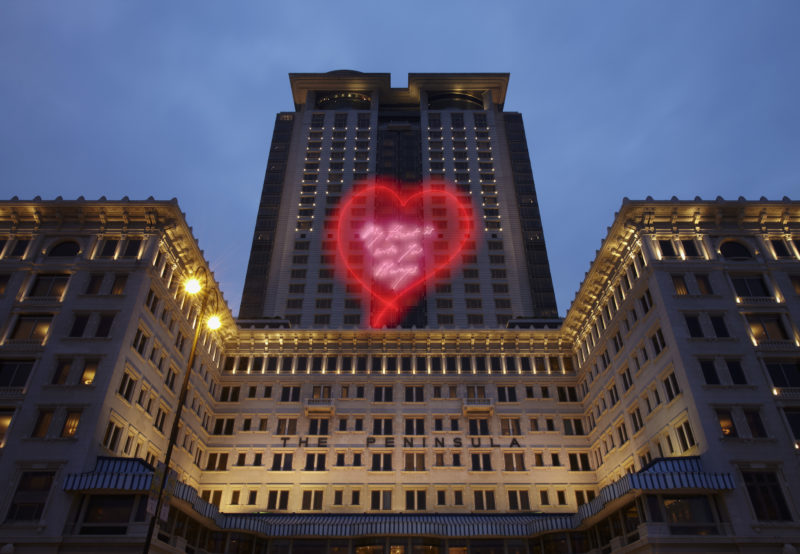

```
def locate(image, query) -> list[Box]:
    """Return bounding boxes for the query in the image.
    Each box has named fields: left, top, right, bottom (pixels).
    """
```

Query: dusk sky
left=2, top=2, right=798, bottom=317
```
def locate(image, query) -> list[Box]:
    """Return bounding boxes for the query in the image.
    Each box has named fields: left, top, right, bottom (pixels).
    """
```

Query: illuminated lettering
left=361, top=221, right=435, bottom=291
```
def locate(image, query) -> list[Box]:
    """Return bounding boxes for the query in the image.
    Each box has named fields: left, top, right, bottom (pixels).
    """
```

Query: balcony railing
left=304, top=398, right=334, bottom=415
left=737, top=296, right=777, bottom=305
left=756, top=339, right=796, bottom=350
left=463, top=398, right=493, bottom=414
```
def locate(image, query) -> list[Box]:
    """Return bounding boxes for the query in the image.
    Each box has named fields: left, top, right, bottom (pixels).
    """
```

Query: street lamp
left=142, top=268, right=223, bottom=554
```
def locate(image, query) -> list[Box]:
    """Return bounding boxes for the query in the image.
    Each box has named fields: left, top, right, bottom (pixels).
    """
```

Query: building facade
left=239, top=72, right=559, bottom=327
left=0, top=74, right=799, bottom=554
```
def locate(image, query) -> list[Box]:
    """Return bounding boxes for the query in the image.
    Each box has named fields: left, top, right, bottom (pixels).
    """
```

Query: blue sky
left=2, top=1, right=798, bottom=317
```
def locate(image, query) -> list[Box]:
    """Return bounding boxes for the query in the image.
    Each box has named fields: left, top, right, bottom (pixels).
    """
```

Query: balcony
left=736, top=296, right=777, bottom=305
left=462, top=398, right=493, bottom=415
left=771, top=387, right=800, bottom=400
left=755, top=339, right=796, bottom=350
left=304, top=398, right=334, bottom=416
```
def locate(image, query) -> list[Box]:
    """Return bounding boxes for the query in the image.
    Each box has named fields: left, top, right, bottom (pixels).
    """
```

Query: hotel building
left=0, top=74, right=799, bottom=554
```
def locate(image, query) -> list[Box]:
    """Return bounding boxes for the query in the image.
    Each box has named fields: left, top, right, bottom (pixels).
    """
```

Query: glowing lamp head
left=206, top=315, right=222, bottom=331
left=184, top=278, right=202, bottom=295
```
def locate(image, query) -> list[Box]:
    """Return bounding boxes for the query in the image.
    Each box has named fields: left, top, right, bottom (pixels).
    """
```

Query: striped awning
left=575, top=456, right=736, bottom=523
left=63, top=455, right=734, bottom=537
left=63, top=457, right=153, bottom=492
left=220, top=513, right=575, bottom=537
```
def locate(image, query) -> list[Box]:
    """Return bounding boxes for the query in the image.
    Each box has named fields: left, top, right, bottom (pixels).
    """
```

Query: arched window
left=720, top=241, right=752, bottom=260
left=48, top=241, right=80, bottom=257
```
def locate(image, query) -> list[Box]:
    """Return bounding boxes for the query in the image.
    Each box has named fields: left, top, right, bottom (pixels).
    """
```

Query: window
left=301, top=490, right=323, bottom=511
left=404, top=452, right=425, bottom=471
left=503, top=452, right=525, bottom=471
left=280, top=386, right=301, bottom=402
left=371, top=453, right=392, bottom=471
left=404, top=418, right=424, bottom=435
left=276, top=418, right=297, bottom=435
left=716, top=409, right=737, bottom=437
left=747, top=314, right=789, bottom=342
left=118, top=372, right=137, bottom=402
left=663, top=372, right=680, bottom=401
left=696, top=274, right=713, bottom=295
left=731, top=275, right=769, bottom=298
left=658, top=239, right=676, bottom=257
left=212, top=418, right=234, bottom=435
left=154, top=406, right=167, bottom=433
left=61, top=410, right=81, bottom=438
left=205, top=453, right=228, bottom=471
left=670, top=274, right=688, bottom=296
left=468, top=418, right=489, bottom=436
left=500, top=418, right=521, bottom=436
left=685, top=315, right=703, bottom=338
left=770, top=239, right=792, bottom=259
left=271, top=453, right=293, bottom=471
left=681, top=239, right=700, bottom=258
left=783, top=408, right=800, bottom=440
left=0, top=359, right=34, bottom=388
left=507, top=490, right=530, bottom=511
left=699, top=360, right=720, bottom=385
left=373, top=418, right=392, bottom=435
left=563, top=418, right=585, bottom=436
left=651, top=328, right=666, bottom=355
left=374, top=386, right=393, bottom=402
left=720, top=241, right=752, bottom=260
left=710, top=315, right=729, bottom=338
left=640, top=289, right=653, bottom=314
left=29, top=274, right=69, bottom=298
left=497, top=386, right=517, bottom=402
left=741, top=471, right=792, bottom=521
left=473, top=490, right=496, bottom=511
left=371, top=490, right=392, bottom=511
left=726, top=359, right=747, bottom=385
left=102, top=420, right=122, bottom=451
left=132, top=328, right=148, bottom=356
left=81, top=274, right=102, bottom=296
left=5, top=471, right=55, bottom=521
left=471, top=452, right=492, bottom=471
left=568, top=453, right=592, bottom=471
left=31, top=409, right=53, bottom=438
left=267, top=490, right=289, bottom=510
left=308, top=418, right=329, bottom=435
left=765, top=360, right=800, bottom=387
left=676, top=420, right=696, bottom=451
left=10, top=315, right=52, bottom=342
left=404, top=386, right=424, bottom=402
left=304, top=452, right=326, bottom=471
left=744, top=409, right=767, bottom=438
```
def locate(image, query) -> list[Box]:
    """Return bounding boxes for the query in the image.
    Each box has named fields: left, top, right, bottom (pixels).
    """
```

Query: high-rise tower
left=239, top=72, right=558, bottom=327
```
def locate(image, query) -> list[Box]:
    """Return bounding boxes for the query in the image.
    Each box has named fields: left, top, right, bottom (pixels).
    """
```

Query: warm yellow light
left=184, top=278, right=202, bottom=295
left=207, top=315, right=222, bottom=330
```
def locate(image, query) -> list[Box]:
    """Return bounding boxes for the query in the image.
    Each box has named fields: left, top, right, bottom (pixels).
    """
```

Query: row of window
left=221, top=354, right=576, bottom=375
left=0, top=236, right=142, bottom=261
left=217, top=381, right=577, bottom=402
left=208, top=414, right=585, bottom=437
left=201, top=485, right=590, bottom=513
left=657, top=236, right=800, bottom=262
left=201, top=449, right=593, bottom=473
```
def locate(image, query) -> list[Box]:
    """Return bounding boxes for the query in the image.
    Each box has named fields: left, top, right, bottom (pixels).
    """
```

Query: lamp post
left=142, top=268, right=222, bottom=554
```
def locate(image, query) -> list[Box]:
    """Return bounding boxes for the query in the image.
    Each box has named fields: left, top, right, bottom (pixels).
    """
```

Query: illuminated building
left=239, top=72, right=559, bottom=328
left=0, top=75, right=799, bottom=553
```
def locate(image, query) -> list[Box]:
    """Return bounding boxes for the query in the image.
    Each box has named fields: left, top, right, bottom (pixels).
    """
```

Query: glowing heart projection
left=336, top=179, right=475, bottom=328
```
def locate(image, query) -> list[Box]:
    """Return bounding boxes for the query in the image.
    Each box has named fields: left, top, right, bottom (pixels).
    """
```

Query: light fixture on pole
left=142, top=268, right=222, bottom=554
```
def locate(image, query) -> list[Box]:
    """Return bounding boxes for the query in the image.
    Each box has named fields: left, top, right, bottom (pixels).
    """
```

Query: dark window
left=6, top=471, right=54, bottom=521
left=720, top=241, right=752, bottom=260
left=742, top=471, right=792, bottom=521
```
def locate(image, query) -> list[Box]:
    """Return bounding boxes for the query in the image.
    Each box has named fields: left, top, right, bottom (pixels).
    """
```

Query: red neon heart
left=336, top=178, right=475, bottom=328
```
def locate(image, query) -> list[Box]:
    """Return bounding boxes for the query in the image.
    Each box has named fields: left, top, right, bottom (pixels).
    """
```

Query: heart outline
left=336, top=179, right=474, bottom=328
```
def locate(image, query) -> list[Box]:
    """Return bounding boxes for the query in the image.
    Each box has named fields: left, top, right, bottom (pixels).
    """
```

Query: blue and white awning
left=63, top=455, right=735, bottom=537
